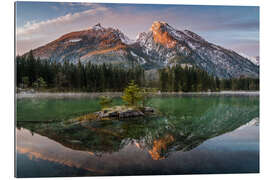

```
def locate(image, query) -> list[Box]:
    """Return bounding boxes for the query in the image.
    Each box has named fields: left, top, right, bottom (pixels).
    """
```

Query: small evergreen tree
left=33, top=77, right=47, bottom=89
left=122, top=81, right=142, bottom=107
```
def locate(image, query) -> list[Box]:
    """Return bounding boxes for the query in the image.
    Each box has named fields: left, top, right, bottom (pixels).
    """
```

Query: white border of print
left=1, top=0, right=270, bottom=180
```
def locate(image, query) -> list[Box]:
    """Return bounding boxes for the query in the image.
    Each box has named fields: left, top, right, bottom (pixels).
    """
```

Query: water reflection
left=16, top=97, right=259, bottom=177
left=17, top=96, right=259, bottom=161
left=16, top=128, right=105, bottom=177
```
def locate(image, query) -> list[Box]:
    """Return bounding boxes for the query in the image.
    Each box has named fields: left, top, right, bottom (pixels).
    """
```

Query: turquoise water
left=16, top=95, right=259, bottom=177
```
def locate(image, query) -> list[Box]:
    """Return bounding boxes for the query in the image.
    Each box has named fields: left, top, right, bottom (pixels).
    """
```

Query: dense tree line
left=158, top=65, right=218, bottom=92
left=16, top=51, right=259, bottom=92
left=16, top=51, right=145, bottom=92
left=158, top=65, right=259, bottom=92
left=219, top=78, right=259, bottom=91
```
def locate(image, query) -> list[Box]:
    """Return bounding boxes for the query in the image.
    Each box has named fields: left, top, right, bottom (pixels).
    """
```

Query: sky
left=15, top=2, right=259, bottom=57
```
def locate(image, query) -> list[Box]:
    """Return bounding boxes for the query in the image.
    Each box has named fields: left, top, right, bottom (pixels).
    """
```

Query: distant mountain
left=27, top=22, right=259, bottom=79
left=30, top=23, right=137, bottom=67
left=134, top=21, right=259, bottom=78
left=239, top=53, right=260, bottom=66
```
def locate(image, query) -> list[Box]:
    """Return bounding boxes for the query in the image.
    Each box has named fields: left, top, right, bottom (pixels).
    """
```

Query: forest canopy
left=16, top=51, right=259, bottom=92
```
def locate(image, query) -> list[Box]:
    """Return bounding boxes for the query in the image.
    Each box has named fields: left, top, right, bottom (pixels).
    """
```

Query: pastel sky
left=16, top=2, right=259, bottom=57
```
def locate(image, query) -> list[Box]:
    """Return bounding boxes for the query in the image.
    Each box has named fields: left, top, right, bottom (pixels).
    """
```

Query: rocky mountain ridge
left=26, top=22, right=259, bottom=79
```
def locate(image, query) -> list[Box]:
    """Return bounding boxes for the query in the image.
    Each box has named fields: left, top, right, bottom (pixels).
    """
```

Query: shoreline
left=16, top=91, right=259, bottom=99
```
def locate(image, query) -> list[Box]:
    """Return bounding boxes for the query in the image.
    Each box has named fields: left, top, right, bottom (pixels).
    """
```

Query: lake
left=15, top=95, right=259, bottom=177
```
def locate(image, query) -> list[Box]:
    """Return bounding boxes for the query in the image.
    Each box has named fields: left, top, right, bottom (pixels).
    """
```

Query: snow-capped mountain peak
left=136, top=21, right=259, bottom=78
left=28, top=21, right=259, bottom=79
left=91, top=23, right=105, bottom=31
left=117, top=30, right=135, bottom=45
left=238, top=53, right=259, bottom=66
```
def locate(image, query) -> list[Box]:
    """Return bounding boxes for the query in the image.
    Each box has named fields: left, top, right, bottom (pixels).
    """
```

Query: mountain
left=30, top=23, right=137, bottom=67
left=134, top=21, right=259, bottom=78
left=238, top=53, right=260, bottom=66
left=27, top=22, right=259, bottom=79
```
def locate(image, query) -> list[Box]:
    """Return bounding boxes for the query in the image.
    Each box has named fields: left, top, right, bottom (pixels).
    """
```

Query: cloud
left=17, top=5, right=108, bottom=38
left=60, top=2, right=94, bottom=7
left=67, top=2, right=95, bottom=7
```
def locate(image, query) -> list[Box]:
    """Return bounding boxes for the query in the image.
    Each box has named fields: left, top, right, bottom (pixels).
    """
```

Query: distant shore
left=16, top=91, right=259, bottom=99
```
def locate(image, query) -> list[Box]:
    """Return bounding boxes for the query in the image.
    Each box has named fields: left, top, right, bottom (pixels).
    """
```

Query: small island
left=75, top=81, right=157, bottom=122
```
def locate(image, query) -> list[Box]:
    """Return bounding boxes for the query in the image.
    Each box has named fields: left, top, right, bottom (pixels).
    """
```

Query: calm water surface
left=16, top=95, right=259, bottom=177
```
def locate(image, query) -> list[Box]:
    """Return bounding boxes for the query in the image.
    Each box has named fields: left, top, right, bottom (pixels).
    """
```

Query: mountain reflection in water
left=16, top=96, right=259, bottom=177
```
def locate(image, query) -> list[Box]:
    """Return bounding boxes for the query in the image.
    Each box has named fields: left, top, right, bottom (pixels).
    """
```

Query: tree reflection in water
left=17, top=96, right=259, bottom=160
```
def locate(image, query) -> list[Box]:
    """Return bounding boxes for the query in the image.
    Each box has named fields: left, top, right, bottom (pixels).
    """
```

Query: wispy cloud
left=64, top=2, right=95, bottom=7
left=17, top=5, right=108, bottom=38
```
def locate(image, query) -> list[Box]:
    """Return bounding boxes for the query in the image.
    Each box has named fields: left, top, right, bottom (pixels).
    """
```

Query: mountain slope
left=239, top=53, right=260, bottom=66
left=135, top=21, right=259, bottom=78
left=30, top=23, right=138, bottom=67
left=27, top=22, right=259, bottom=79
